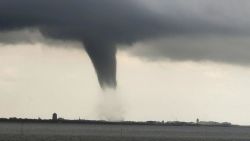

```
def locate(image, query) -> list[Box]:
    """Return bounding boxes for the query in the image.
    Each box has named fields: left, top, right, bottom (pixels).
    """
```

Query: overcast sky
left=1, top=0, right=250, bottom=125
left=1, top=42, right=250, bottom=125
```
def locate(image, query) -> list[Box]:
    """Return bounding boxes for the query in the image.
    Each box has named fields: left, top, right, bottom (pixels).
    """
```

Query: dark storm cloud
left=1, top=0, right=250, bottom=88
left=129, top=36, right=250, bottom=65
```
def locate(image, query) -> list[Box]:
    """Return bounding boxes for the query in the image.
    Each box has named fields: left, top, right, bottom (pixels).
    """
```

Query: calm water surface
left=0, top=122, right=250, bottom=141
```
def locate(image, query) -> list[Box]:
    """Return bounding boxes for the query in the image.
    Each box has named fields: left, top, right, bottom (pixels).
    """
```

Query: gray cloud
left=129, top=35, right=250, bottom=65
left=1, top=0, right=250, bottom=88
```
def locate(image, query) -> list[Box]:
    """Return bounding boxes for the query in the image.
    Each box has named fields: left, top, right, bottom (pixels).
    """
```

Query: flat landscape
left=0, top=122, right=250, bottom=141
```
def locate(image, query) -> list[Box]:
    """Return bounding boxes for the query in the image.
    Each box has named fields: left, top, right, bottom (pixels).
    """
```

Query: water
left=0, top=122, right=250, bottom=141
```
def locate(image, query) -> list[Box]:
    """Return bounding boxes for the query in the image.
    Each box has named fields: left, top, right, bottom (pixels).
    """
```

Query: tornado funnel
left=84, top=40, right=117, bottom=89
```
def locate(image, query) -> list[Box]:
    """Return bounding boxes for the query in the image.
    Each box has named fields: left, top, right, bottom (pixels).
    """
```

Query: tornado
left=84, top=40, right=117, bottom=89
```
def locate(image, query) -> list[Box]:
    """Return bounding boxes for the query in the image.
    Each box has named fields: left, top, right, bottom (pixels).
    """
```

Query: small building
left=196, top=118, right=199, bottom=124
left=52, top=113, right=57, bottom=121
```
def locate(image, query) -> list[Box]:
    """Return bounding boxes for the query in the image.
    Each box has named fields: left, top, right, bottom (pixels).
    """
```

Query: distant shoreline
left=0, top=118, right=237, bottom=127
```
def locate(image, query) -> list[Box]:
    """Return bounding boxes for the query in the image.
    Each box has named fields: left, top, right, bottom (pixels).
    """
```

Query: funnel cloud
left=1, top=0, right=250, bottom=88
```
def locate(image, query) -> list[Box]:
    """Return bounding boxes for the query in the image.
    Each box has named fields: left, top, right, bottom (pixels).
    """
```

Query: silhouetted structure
left=196, top=118, right=199, bottom=124
left=52, top=113, right=57, bottom=121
